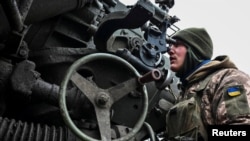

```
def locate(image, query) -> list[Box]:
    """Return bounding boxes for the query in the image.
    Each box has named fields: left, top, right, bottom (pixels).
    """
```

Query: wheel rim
left=59, top=53, right=148, bottom=141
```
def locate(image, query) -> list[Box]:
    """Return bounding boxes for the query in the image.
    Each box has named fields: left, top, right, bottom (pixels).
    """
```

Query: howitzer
left=0, top=0, right=180, bottom=140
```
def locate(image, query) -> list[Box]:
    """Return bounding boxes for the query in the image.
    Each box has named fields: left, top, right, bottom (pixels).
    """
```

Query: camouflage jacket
left=184, top=55, right=250, bottom=125
left=165, top=55, right=250, bottom=141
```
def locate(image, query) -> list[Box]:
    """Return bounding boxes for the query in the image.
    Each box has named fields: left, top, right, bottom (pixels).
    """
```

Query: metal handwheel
left=59, top=53, right=148, bottom=141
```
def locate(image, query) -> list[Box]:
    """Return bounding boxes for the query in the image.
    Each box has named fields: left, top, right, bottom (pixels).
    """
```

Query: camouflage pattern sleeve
left=201, top=68, right=250, bottom=125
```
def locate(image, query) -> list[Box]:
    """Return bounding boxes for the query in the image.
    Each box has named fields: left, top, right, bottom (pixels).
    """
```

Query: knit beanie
left=171, top=27, right=213, bottom=83
left=172, top=27, right=213, bottom=60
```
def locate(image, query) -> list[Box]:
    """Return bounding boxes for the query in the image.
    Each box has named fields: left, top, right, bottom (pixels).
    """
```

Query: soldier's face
left=167, top=42, right=187, bottom=72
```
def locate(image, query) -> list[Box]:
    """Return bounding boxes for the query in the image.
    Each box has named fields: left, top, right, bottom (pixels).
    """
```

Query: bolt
left=19, top=48, right=27, bottom=57
left=97, top=93, right=109, bottom=106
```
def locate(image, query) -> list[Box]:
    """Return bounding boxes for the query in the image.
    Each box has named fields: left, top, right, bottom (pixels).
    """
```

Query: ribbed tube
left=0, top=117, right=78, bottom=141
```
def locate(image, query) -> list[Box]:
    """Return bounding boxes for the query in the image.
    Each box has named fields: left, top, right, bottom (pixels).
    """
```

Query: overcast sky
left=121, top=0, right=250, bottom=75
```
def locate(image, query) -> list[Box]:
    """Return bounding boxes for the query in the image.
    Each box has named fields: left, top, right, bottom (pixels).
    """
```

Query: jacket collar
left=185, top=55, right=237, bottom=85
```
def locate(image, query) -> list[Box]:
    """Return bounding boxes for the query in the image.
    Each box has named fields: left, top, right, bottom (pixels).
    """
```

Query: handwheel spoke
left=70, top=71, right=98, bottom=103
left=108, top=78, right=139, bottom=102
left=95, top=107, right=112, bottom=141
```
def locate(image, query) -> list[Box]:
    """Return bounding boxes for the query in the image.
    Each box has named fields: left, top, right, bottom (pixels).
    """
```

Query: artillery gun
left=0, top=0, right=180, bottom=140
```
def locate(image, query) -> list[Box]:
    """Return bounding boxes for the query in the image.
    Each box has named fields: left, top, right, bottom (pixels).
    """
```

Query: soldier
left=165, top=27, right=250, bottom=141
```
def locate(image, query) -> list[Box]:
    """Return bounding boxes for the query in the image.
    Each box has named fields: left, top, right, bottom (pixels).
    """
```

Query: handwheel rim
left=59, top=53, right=148, bottom=141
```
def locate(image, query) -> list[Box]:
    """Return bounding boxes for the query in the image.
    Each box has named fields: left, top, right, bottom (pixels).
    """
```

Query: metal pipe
left=25, top=0, right=93, bottom=24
